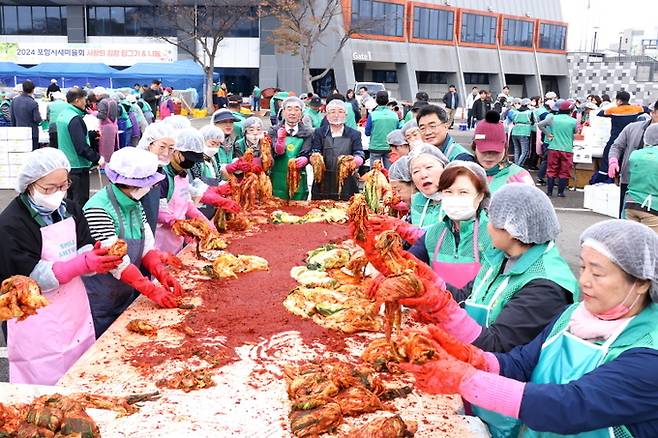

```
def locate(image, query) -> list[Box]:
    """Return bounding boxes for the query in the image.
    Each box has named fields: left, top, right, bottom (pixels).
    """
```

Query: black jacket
left=442, top=91, right=460, bottom=109
left=68, top=115, right=100, bottom=166
left=472, top=98, right=492, bottom=121
left=303, top=125, right=365, bottom=160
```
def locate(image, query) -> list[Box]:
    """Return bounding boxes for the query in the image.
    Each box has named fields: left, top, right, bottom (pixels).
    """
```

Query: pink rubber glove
left=367, top=215, right=399, bottom=234
left=275, top=127, right=287, bottom=154
left=158, top=209, right=178, bottom=227
left=52, top=242, right=123, bottom=284
left=427, top=325, right=499, bottom=372
left=393, top=201, right=410, bottom=216
left=294, top=156, right=308, bottom=169
left=120, top=264, right=177, bottom=308
left=353, top=155, right=364, bottom=167
left=608, top=158, right=620, bottom=178
left=400, top=282, right=483, bottom=344
left=395, top=221, right=424, bottom=245
left=460, top=371, right=525, bottom=418
left=141, top=250, right=184, bottom=296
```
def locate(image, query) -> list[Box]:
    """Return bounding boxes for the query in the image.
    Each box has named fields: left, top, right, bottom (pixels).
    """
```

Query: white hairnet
left=242, top=116, right=264, bottom=131
left=388, top=156, right=412, bottom=183
left=199, top=124, right=225, bottom=143
left=401, top=120, right=418, bottom=137
left=443, top=160, right=489, bottom=199
left=407, top=143, right=449, bottom=169
left=106, top=147, right=158, bottom=179
left=163, top=115, right=192, bottom=131
left=16, top=148, right=71, bottom=193
left=581, top=219, right=658, bottom=300
left=489, top=183, right=560, bottom=244
left=282, top=96, right=305, bottom=111
left=325, top=99, right=345, bottom=112
left=644, top=124, right=658, bottom=147
left=386, top=129, right=406, bottom=146
left=174, top=128, right=204, bottom=153
left=93, top=86, right=107, bottom=97
left=136, top=122, right=175, bottom=150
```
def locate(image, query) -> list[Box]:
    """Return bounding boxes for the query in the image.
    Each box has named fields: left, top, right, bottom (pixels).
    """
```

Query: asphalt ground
left=0, top=117, right=606, bottom=382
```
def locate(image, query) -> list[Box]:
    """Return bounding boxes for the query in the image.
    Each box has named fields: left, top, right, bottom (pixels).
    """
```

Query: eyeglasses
left=34, top=178, right=72, bottom=195
left=418, top=122, right=447, bottom=133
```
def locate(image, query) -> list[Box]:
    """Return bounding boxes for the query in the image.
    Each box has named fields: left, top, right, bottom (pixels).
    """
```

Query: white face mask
left=158, top=159, right=170, bottom=167
left=30, top=189, right=66, bottom=212
left=246, top=133, right=263, bottom=144
left=441, top=195, right=477, bottom=221
left=204, top=146, right=219, bottom=157
left=130, top=186, right=151, bottom=200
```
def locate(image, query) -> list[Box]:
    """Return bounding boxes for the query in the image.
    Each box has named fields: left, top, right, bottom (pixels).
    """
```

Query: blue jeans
left=369, top=151, right=391, bottom=170
left=511, top=135, right=530, bottom=167
left=253, top=97, right=260, bottom=111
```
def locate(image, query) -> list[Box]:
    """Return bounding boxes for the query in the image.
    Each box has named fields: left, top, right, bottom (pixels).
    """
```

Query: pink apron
left=155, top=175, right=190, bottom=254
left=431, top=218, right=481, bottom=289
left=8, top=217, right=95, bottom=385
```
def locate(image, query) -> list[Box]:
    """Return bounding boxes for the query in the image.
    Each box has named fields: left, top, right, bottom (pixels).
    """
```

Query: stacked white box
left=0, top=127, right=34, bottom=189
left=584, top=184, right=620, bottom=218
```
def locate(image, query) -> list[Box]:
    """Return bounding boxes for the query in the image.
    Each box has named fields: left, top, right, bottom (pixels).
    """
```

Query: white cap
left=163, top=115, right=192, bottom=131
left=107, top=147, right=159, bottom=179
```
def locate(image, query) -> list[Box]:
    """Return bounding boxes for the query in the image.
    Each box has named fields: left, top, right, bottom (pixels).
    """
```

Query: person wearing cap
left=407, top=161, right=492, bottom=290
left=83, top=147, right=183, bottom=337
left=403, top=219, right=658, bottom=438
left=156, top=128, right=220, bottom=253
left=46, top=78, right=61, bottom=101
left=386, top=129, right=409, bottom=164
left=56, top=88, right=101, bottom=208
left=417, top=105, right=474, bottom=162
left=400, top=100, right=429, bottom=128
left=609, top=99, right=658, bottom=218
left=406, top=143, right=448, bottom=231
left=136, top=122, right=176, bottom=233
left=624, top=123, right=658, bottom=232
left=268, top=96, right=314, bottom=200
left=472, top=111, right=534, bottom=194
left=95, top=86, right=119, bottom=163
left=388, top=155, right=415, bottom=218
left=303, top=96, right=324, bottom=129
left=211, top=108, right=243, bottom=168
left=401, top=119, right=423, bottom=149
left=47, top=91, right=67, bottom=148
left=304, top=99, right=364, bottom=200
left=227, top=94, right=246, bottom=140
left=0, top=148, right=121, bottom=384
left=365, top=91, right=399, bottom=169
left=10, top=80, right=42, bottom=150
left=507, top=98, right=535, bottom=168
left=538, top=100, right=577, bottom=197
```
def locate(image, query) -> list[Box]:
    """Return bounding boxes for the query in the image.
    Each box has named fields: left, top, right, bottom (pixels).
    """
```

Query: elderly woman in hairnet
left=234, top=116, right=273, bottom=171
left=83, top=147, right=182, bottom=337
left=402, top=219, right=658, bottom=438
left=302, top=98, right=364, bottom=200
left=268, top=96, right=314, bottom=200
left=0, top=148, right=122, bottom=384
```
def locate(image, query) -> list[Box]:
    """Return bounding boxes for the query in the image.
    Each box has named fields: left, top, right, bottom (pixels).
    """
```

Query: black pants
left=526, top=131, right=539, bottom=169
left=67, top=168, right=90, bottom=209
left=620, top=183, right=628, bottom=218
left=49, top=130, right=58, bottom=148
left=31, top=135, right=39, bottom=150
left=467, top=109, right=474, bottom=129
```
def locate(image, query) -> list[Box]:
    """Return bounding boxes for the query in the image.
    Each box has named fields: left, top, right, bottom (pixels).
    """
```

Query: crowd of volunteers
left=1, top=78, right=657, bottom=437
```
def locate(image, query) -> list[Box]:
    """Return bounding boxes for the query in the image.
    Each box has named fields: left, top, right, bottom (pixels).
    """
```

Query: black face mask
left=179, top=159, right=196, bottom=169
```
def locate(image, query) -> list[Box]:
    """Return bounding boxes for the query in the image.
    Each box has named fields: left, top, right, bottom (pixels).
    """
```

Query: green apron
left=441, top=136, right=473, bottom=161
left=271, top=136, right=308, bottom=200
left=626, top=146, right=658, bottom=212
left=409, top=192, right=442, bottom=229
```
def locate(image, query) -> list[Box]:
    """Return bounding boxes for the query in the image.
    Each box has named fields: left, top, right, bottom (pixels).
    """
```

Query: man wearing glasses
left=56, top=88, right=102, bottom=207
left=416, top=105, right=474, bottom=163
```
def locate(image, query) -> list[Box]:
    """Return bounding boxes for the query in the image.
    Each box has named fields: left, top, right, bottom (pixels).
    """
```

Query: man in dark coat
left=10, top=80, right=42, bottom=150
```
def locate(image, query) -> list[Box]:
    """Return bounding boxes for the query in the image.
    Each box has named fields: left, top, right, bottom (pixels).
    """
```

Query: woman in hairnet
left=407, top=161, right=492, bottom=289
left=83, top=147, right=183, bottom=337
left=191, top=124, right=225, bottom=186
left=0, top=148, right=122, bottom=384
left=624, top=124, right=658, bottom=232
left=472, top=111, right=534, bottom=194
left=234, top=117, right=273, bottom=170
left=388, top=155, right=415, bottom=218
left=401, top=119, right=423, bottom=149
left=403, top=219, right=658, bottom=438
left=136, top=122, right=176, bottom=233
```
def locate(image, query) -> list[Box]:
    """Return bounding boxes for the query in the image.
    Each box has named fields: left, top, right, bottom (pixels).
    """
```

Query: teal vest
left=47, top=100, right=68, bottom=129
left=441, top=136, right=473, bottom=161
left=512, top=110, right=532, bottom=137
left=344, top=103, right=357, bottom=129
left=424, top=210, right=490, bottom=266
left=84, top=185, right=146, bottom=240
left=548, top=114, right=576, bottom=152
left=304, top=108, right=324, bottom=129
left=56, top=104, right=91, bottom=169
left=626, top=146, right=658, bottom=212
left=532, top=107, right=548, bottom=132
left=231, top=111, right=246, bottom=140
left=369, top=106, right=399, bottom=151
left=487, top=163, right=528, bottom=194
left=409, top=192, right=442, bottom=229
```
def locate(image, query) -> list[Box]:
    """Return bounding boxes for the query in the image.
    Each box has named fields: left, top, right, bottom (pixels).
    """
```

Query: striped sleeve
left=84, top=208, right=118, bottom=242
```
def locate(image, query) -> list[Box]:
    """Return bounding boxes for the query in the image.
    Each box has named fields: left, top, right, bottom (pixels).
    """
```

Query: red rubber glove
left=141, top=250, right=184, bottom=296
left=159, top=252, right=183, bottom=269
left=226, top=159, right=252, bottom=174
left=251, top=164, right=263, bottom=174
left=200, top=191, right=240, bottom=213
left=120, top=264, right=177, bottom=307
left=400, top=356, right=476, bottom=394
left=399, top=278, right=455, bottom=318
left=294, top=156, right=308, bottom=169
left=52, top=242, right=123, bottom=284
left=367, top=215, right=398, bottom=234
left=427, top=325, right=490, bottom=371
left=214, top=183, right=232, bottom=196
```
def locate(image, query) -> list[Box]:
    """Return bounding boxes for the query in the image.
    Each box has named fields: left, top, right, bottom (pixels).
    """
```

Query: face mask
left=158, top=159, right=170, bottom=167
left=409, top=139, right=423, bottom=149
left=593, top=282, right=641, bottom=321
left=204, top=146, right=219, bottom=157
left=328, top=115, right=346, bottom=125
left=246, top=133, right=263, bottom=144
left=441, top=195, right=477, bottom=221
left=180, top=159, right=195, bottom=169
left=130, top=186, right=151, bottom=200
left=30, top=189, right=65, bottom=212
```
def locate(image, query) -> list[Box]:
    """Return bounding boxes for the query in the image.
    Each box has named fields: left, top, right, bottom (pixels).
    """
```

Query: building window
left=503, top=18, right=534, bottom=48
left=460, top=12, right=497, bottom=45
left=87, top=6, right=176, bottom=37
left=412, top=6, right=454, bottom=41
left=539, top=23, right=566, bottom=50
left=351, top=0, right=404, bottom=37
left=0, top=5, right=66, bottom=35
left=372, top=70, right=398, bottom=83
left=416, top=71, right=447, bottom=84
left=464, top=73, right=489, bottom=84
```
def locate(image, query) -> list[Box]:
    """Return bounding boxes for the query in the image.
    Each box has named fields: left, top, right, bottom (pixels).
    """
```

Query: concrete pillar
left=395, top=62, right=416, bottom=101
left=524, top=75, right=541, bottom=98
left=333, top=49, right=356, bottom=94
left=489, top=73, right=504, bottom=95
left=557, top=76, right=570, bottom=99
left=66, top=6, right=86, bottom=43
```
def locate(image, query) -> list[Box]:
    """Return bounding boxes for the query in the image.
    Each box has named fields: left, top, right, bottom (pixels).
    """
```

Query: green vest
left=47, top=100, right=68, bottom=129
left=487, top=163, right=527, bottom=194
left=304, top=108, right=324, bottom=129
left=440, top=136, right=473, bottom=161
left=253, top=87, right=261, bottom=98
left=217, top=145, right=236, bottom=167
left=369, top=106, right=399, bottom=151
left=548, top=114, right=576, bottom=152
left=56, top=104, right=91, bottom=169
left=627, top=146, right=658, bottom=212
left=531, top=107, right=547, bottom=132
left=344, top=103, right=357, bottom=129
left=466, top=242, right=579, bottom=327
left=231, top=111, right=246, bottom=141
left=84, top=185, right=146, bottom=240
left=410, top=192, right=442, bottom=229
left=424, top=210, right=490, bottom=265
left=512, top=110, right=532, bottom=137
left=162, top=165, right=177, bottom=201
left=401, top=109, right=414, bottom=127
left=271, top=135, right=308, bottom=200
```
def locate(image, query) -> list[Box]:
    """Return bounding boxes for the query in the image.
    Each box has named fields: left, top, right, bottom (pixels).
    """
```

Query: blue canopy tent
left=25, top=63, right=117, bottom=88
left=0, top=62, right=29, bottom=88
left=113, top=60, right=205, bottom=107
